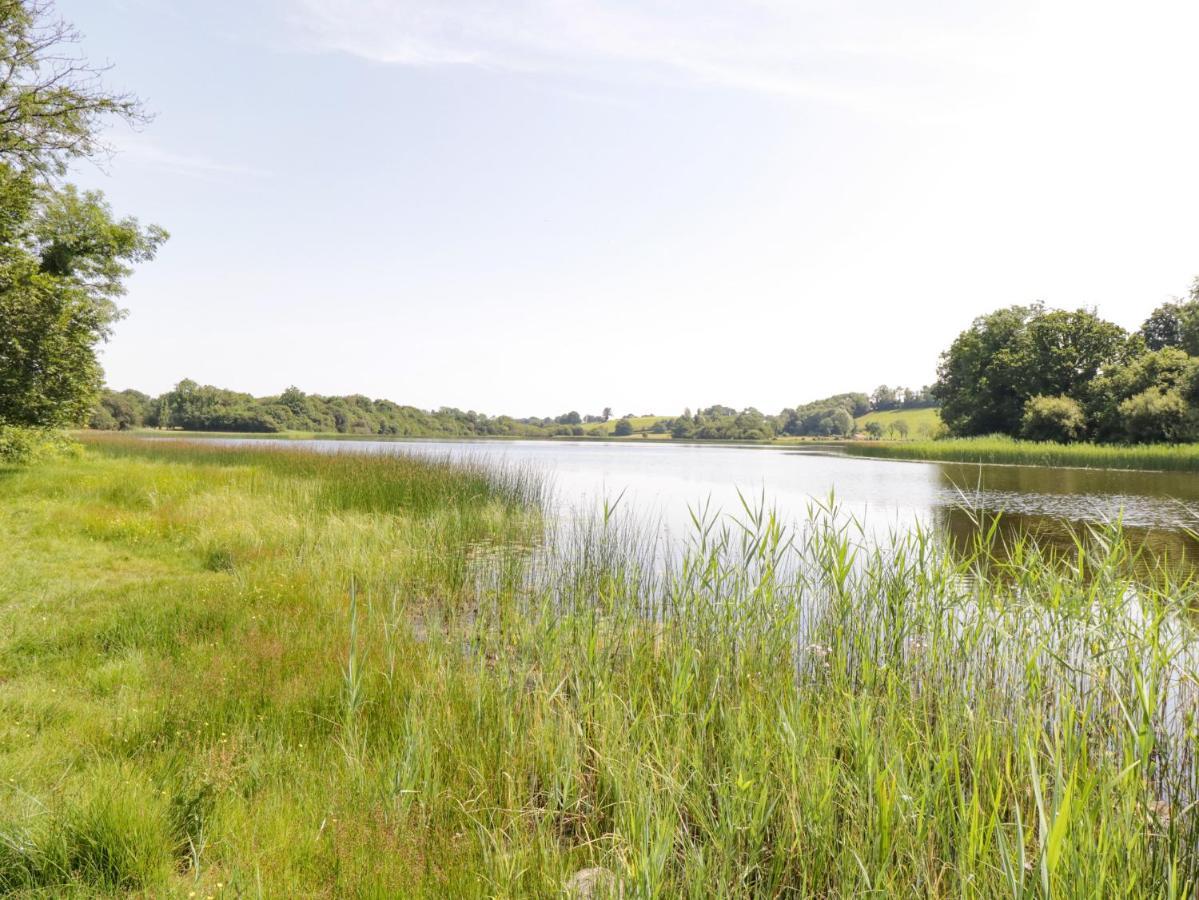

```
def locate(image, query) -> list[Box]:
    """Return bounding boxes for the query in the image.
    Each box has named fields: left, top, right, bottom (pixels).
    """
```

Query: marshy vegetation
left=3, top=436, right=1199, bottom=895
left=841, top=434, right=1199, bottom=473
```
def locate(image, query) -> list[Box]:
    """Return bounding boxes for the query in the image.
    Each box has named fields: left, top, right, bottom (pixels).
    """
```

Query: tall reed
left=4, top=437, right=1199, bottom=895
left=840, top=434, right=1199, bottom=472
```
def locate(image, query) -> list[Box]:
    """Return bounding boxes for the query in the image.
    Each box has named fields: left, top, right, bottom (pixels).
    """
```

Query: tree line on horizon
left=87, top=281, right=1199, bottom=446
left=934, top=277, right=1199, bottom=443
left=653, top=386, right=935, bottom=441
left=92, top=381, right=608, bottom=438
left=89, top=381, right=935, bottom=441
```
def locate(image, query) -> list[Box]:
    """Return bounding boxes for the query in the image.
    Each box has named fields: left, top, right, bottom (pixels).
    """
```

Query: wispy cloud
left=106, top=133, right=272, bottom=180
left=285, top=0, right=1019, bottom=110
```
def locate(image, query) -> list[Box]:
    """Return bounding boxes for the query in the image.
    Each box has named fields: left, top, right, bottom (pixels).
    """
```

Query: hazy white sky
left=64, top=0, right=1199, bottom=417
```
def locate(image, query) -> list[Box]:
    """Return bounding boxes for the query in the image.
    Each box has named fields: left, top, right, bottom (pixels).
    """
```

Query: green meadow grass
left=2, top=435, right=1198, bottom=895
left=580, top=416, right=669, bottom=437
left=854, top=407, right=942, bottom=438
left=842, top=434, right=1199, bottom=472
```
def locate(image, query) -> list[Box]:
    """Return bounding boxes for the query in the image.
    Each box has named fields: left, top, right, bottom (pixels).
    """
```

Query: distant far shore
left=92, top=429, right=1199, bottom=474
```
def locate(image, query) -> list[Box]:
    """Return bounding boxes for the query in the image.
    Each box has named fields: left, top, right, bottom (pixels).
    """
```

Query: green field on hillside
left=854, top=406, right=942, bottom=437
left=579, top=416, right=669, bottom=436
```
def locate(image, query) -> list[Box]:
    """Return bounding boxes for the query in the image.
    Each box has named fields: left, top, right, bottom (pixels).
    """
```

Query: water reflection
left=199, top=436, right=1199, bottom=569
left=933, top=505, right=1199, bottom=571
left=924, top=461, right=1199, bottom=568
left=929, top=459, right=1199, bottom=527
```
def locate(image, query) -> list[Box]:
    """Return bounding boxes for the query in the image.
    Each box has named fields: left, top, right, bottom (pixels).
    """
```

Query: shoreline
left=81, top=429, right=1199, bottom=475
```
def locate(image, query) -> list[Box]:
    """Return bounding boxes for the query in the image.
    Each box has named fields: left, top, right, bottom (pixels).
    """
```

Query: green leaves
left=0, top=4, right=165, bottom=431
left=33, top=185, right=167, bottom=300
left=935, top=299, right=1199, bottom=444
left=0, top=0, right=147, bottom=177
left=1028, top=743, right=1076, bottom=896
left=0, top=174, right=167, bottom=428
left=1021, top=395, right=1086, bottom=443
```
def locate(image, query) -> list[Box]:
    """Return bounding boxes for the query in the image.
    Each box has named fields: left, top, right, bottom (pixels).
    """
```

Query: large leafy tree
left=932, top=305, right=1041, bottom=436
left=1137, top=281, right=1199, bottom=355
left=1139, top=302, right=1186, bottom=351
left=1020, top=309, right=1130, bottom=399
left=0, top=0, right=165, bottom=429
left=934, top=305, right=1130, bottom=437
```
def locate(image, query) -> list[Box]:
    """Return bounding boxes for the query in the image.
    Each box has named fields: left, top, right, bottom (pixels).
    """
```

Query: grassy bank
left=2, top=437, right=1198, bottom=895
left=841, top=434, right=1199, bottom=472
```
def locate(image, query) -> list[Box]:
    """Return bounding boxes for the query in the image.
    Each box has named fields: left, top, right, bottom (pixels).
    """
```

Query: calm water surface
left=236, top=438, right=1199, bottom=560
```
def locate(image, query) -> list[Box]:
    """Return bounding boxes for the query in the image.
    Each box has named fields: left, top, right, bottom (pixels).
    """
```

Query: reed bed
left=840, top=434, right=1199, bottom=472
left=79, top=431, right=546, bottom=517
left=1, top=439, right=1198, bottom=895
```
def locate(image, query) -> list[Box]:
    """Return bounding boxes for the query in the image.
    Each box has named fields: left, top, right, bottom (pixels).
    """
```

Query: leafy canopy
left=0, top=0, right=144, bottom=177
left=0, top=0, right=165, bottom=430
left=934, top=304, right=1129, bottom=438
left=936, top=289, right=1199, bottom=444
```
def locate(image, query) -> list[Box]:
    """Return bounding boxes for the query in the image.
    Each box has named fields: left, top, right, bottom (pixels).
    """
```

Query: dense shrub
left=1119, top=387, right=1193, bottom=443
left=0, top=426, right=76, bottom=463
left=1020, top=395, right=1086, bottom=442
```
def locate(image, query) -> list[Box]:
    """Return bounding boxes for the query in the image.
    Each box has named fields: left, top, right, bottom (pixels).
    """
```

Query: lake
left=219, top=437, right=1199, bottom=563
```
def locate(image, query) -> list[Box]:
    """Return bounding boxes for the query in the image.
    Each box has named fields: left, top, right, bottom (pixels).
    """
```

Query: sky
left=59, top=0, right=1199, bottom=418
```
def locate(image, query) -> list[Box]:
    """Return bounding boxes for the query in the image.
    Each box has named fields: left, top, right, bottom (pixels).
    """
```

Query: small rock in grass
left=565, top=866, right=619, bottom=898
